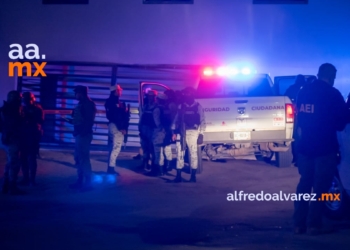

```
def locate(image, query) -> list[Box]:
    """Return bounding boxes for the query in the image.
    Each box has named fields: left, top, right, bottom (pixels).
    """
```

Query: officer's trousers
left=108, top=123, right=124, bottom=167
left=75, top=133, right=93, bottom=180
left=21, top=141, right=39, bottom=182
left=3, top=143, right=21, bottom=183
left=176, top=130, right=199, bottom=170
left=293, top=153, right=337, bottom=228
left=140, top=126, right=155, bottom=163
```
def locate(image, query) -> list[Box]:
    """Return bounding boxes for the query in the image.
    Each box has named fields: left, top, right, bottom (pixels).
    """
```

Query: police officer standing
left=172, top=87, right=205, bottom=183
left=0, top=91, right=24, bottom=194
left=67, top=85, right=96, bottom=190
left=285, top=75, right=306, bottom=103
left=105, top=84, right=130, bottom=174
left=293, top=63, right=350, bottom=235
left=19, top=92, right=44, bottom=186
left=160, top=90, right=178, bottom=173
left=139, top=90, right=158, bottom=172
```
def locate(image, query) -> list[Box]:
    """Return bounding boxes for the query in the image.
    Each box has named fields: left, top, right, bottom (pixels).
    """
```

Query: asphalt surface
left=0, top=149, right=350, bottom=250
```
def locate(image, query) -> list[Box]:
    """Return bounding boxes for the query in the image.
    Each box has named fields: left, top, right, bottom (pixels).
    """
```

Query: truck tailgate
left=197, top=96, right=288, bottom=132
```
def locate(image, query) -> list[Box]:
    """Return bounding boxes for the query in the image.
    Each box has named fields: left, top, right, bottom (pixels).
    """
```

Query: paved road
left=0, top=149, right=349, bottom=250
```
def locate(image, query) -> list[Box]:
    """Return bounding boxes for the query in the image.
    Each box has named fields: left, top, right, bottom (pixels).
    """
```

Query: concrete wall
left=1, top=0, right=350, bottom=102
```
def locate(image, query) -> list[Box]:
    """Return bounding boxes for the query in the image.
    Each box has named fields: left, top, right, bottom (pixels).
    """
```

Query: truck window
left=196, top=76, right=275, bottom=98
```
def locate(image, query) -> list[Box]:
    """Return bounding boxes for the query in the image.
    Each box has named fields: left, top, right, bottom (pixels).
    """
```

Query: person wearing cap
left=19, top=92, right=44, bottom=186
left=172, top=87, right=205, bottom=183
left=293, top=63, right=350, bottom=235
left=68, top=85, right=96, bottom=190
left=104, top=84, right=130, bottom=174
left=138, top=89, right=158, bottom=171
left=0, top=90, right=25, bottom=194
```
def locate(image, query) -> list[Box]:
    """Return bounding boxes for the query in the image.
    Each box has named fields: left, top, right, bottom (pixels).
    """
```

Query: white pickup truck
left=139, top=71, right=310, bottom=170
left=195, top=72, right=295, bottom=168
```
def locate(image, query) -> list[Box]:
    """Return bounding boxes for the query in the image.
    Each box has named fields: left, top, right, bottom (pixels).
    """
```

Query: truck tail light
left=286, top=103, right=294, bottom=123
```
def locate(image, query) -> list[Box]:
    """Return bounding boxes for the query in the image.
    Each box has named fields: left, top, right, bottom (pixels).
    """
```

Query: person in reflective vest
left=172, top=87, right=205, bottom=183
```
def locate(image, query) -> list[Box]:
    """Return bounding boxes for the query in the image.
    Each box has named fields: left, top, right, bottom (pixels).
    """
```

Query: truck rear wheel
left=255, top=151, right=274, bottom=163
left=275, top=146, right=293, bottom=167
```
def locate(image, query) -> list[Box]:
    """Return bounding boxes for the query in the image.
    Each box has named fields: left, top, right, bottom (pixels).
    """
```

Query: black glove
left=197, top=134, right=204, bottom=145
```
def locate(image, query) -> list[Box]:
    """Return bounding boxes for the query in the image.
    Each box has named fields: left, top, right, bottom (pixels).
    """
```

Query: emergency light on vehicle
left=202, top=66, right=255, bottom=77
left=285, top=103, right=294, bottom=123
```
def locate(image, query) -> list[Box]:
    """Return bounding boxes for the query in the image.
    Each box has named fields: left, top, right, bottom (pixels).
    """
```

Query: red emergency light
left=285, top=103, right=294, bottom=123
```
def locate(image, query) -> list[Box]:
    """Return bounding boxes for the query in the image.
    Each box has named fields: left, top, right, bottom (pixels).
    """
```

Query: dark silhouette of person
left=0, top=91, right=25, bottom=195
left=19, top=92, right=44, bottom=186
left=293, top=63, right=350, bottom=235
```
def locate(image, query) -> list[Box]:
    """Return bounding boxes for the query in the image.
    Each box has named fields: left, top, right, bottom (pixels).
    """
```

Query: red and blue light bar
left=202, top=66, right=256, bottom=77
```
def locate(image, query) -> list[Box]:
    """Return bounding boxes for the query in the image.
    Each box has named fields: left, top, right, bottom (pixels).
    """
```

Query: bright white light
left=216, top=67, right=229, bottom=76
left=241, top=67, right=251, bottom=75
left=229, top=68, right=239, bottom=75
left=203, top=67, right=214, bottom=76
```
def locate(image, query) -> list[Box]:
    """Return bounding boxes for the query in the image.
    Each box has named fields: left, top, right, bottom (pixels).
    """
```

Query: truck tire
left=324, top=173, right=350, bottom=220
left=255, top=151, right=274, bottom=163
left=275, top=146, right=293, bottom=168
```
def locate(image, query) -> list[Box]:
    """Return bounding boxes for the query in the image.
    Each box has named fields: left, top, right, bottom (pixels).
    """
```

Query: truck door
left=139, top=81, right=170, bottom=116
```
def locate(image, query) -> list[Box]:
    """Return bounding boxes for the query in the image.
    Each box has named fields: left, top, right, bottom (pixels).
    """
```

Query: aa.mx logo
left=8, top=44, right=47, bottom=77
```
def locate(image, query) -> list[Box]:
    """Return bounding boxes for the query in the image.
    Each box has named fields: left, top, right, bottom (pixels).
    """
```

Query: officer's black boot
left=145, top=164, right=158, bottom=176
left=158, top=165, right=164, bottom=176
left=30, top=165, right=37, bottom=186
left=9, top=181, right=26, bottom=195
left=190, top=169, right=197, bottom=183
left=80, top=175, right=93, bottom=192
left=1, top=178, right=10, bottom=194
left=107, top=166, right=117, bottom=174
left=69, top=176, right=83, bottom=189
left=139, top=159, right=150, bottom=170
left=165, top=160, right=172, bottom=173
left=173, top=169, right=182, bottom=183
left=18, top=176, right=30, bottom=186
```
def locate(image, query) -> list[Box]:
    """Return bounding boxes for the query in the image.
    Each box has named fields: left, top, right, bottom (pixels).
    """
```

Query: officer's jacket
left=139, top=103, right=157, bottom=130
left=172, top=101, right=206, bottom=133
left=72, top=97, right=96, bottom=136
left=296, top=79, right=350, bottom=156
left=159, top=102, right=177, bottom=129
left=23, top=103, right=44, bottom=133
left=104, top=96, right=130, bottom=131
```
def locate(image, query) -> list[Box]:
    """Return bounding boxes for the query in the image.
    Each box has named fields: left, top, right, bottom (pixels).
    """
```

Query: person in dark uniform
left=160, top=90, right=178, bottom=173
left=67, top=85, right=96, bottom=190
left=285, top=75, right=306, bottom=103
left=138, top=90, right=158, bottom=171
left=19, top=92, right=44, bottom=186
left=293, top=63, right=350, bottom=235
left=284, top=75, right=306, bottom=165
left=105, top=84, right=130, bottom=174
left=0, top=91, right=25, bottom=195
